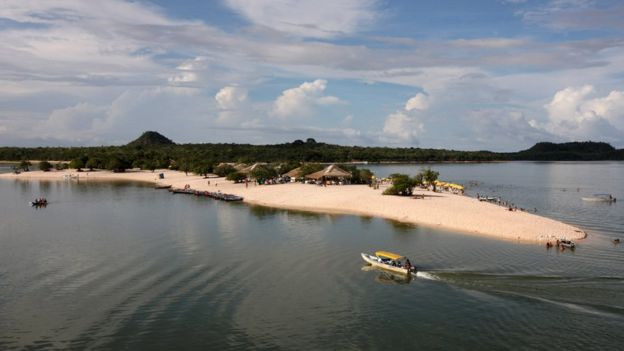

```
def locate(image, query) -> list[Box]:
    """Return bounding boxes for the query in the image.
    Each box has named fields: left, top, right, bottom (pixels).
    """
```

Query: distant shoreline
left=0, top=169, right=587, bottom=243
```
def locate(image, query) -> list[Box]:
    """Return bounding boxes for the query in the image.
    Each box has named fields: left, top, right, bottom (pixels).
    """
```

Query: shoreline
left=0, top=169, right=587, bottom=243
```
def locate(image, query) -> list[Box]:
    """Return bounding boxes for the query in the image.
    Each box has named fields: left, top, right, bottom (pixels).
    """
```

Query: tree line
left=1, top=139, right=622, bottom=174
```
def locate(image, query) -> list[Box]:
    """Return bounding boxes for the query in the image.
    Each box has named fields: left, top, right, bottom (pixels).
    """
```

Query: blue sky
left=0, top=0, right=623, bottom=150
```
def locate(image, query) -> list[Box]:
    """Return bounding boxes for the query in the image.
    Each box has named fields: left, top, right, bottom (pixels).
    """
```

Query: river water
left=0, top=162, right=622, bottom=350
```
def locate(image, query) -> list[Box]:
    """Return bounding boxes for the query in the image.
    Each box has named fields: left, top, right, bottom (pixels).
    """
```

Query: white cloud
left=405, top=93, right=429, bottom=111
left=46, top=102, right=108, bottom=132
left=543, top=85, right=624, bottom=140
left=223, top=0, right=380, bottom=38
left=381, top=111, right=423, bottom=143
left=272, top=79, right=341, bottom=118
left=214, top=86, right=251, bottom=125
left=168, top=72, right=198, bottom=84
left=464, top=108, right=555, bottom=149
left=215, top=86, right=248, bottom=110
left=452, top=38, right=529, bottom=48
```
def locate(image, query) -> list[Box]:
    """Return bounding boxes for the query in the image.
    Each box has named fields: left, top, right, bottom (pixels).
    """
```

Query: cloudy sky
left=0, top=0, right=623, bottom=150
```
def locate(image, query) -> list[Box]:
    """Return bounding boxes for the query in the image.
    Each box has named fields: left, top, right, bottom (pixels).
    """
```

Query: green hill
left=127, top=131, right=175, bottom=147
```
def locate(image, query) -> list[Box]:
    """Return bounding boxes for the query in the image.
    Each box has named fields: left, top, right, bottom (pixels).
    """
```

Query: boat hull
left=361, top=253, right=416, bottom=276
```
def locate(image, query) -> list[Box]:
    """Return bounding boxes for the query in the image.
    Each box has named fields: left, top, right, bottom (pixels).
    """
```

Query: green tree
left=38, top=160, right=52, bottom=172
left=85, top=158, right=99, bottom=171
left=143, top=159, right=157, bottom=172
left=19, top=159, right=31, bottom=171
left=193, top=161, right=212, bottom=177
left=106, top=156, right=129, bottom=172
left=214, top=164, right=237, bottom=177
left=226, top=172, right=246, bottom=182
left=249, top=165, right=277, bottom=180
left=69, top=158, right=85, bottom=170
left=421, top=167, right=440, bottom=191
left=413, top=172, right=424, bottom=187
left=356, top=168, right=374, bottom=184
left=383, top=173, right=416, bottom=196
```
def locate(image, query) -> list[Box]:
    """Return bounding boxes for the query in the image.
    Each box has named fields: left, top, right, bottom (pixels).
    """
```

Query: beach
left=1, top=169, right=586, bottom=242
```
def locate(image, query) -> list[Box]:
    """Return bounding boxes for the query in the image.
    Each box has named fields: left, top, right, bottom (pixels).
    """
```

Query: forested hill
left=507, top=141, right=623, bottom=160
left=0, top=134, right=622, bottom=172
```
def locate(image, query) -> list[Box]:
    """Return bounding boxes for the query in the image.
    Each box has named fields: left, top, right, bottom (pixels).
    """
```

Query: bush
left=382, top=187, right=399, bottom=195
left=38, top=161, right=52, bottom=172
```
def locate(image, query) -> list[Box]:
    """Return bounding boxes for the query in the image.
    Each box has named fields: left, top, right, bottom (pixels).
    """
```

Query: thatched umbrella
left=306, top=164, right=352, bottom=181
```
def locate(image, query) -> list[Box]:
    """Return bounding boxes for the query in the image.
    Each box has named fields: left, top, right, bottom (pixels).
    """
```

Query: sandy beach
left=1, top=169, right=586, bottom=242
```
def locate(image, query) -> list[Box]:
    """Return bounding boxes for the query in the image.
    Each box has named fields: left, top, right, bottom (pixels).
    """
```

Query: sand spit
left=1, top=169, right=586, bottom=242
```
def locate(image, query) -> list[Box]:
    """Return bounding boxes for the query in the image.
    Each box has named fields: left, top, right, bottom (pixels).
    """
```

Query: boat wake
left=415, top=271, right=439, bottom=281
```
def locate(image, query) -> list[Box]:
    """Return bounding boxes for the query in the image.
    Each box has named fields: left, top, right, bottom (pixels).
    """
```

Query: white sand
left=2, top=169, right=586, bottom=242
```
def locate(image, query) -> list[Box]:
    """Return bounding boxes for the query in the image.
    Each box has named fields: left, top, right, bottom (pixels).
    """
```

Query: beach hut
left=283, top=167, right=302, bottom=182
left=306, top=164, right=352, bottom=184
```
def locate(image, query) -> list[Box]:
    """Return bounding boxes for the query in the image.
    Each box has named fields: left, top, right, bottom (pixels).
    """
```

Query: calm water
left=0, top=162, right=623, bottom=350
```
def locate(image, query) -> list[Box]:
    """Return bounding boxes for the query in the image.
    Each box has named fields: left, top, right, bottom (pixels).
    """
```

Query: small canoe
left=155, top=184, right=172, bottom=189
left=361, top=251, right=417, bottom=276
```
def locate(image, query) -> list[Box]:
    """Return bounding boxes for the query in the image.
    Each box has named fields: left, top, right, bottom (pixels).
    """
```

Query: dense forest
left=0, top=132, right=622, bottom=175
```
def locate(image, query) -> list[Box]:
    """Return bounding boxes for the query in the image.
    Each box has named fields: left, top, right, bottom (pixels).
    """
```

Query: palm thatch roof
left=283, top=167, right=302, bottom=178
left=216, top=162, right=247, bottom=171
left=306, top=164, right=352, bottom=180
left=239, top=162, right=267, bottom=174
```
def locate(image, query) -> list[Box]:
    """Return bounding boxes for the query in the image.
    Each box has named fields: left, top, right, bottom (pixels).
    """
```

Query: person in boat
left=405, top=259, right=412, bottom=271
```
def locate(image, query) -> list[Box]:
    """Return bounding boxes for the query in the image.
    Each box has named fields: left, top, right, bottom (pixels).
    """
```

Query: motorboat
left=361, top=251, right=417, bottom=276
left=558, top=239, right=576, bottom=249
left=582, top=194, right=616, bottom=203
left=30, top=199, right=48, bottom=207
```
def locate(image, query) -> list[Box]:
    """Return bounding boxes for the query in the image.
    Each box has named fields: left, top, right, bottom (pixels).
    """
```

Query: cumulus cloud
left=223, top=0, right=380, bottom=38
left=215, top=86, right=248, bottom=110
left=543, top=85, right=624, bottom=141
left=214, top=86, right=252, bottom=125
left=379, top=90, right=430, bottom=144
left=381, top=111, right=423, bottom=143
left=405, top=93, right=429, bottom=111
left=272, top=79, right=341, bottom=118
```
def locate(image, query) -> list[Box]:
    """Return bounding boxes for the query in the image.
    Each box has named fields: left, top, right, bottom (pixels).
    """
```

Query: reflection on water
left=0, top=161, right=623, bottom=350
left=362, top=266, right=413, bottom=285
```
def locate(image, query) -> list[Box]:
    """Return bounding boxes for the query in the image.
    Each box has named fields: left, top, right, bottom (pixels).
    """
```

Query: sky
left=0, top=0, right=623, bottom=151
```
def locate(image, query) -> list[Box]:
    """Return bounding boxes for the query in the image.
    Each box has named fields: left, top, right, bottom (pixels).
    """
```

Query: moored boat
left=155, top=184, right=172, bottom=189
left=361, top=251, right=417, bottom=276
left=582, top=194, right=616, bottom=202
left=170, top=188, right=194, bottom=194
left=558, top=239, right=576, bottom=249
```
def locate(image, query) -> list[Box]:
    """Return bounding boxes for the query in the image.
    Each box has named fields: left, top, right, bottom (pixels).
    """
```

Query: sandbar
left=1, top=169, right=586, bottom=242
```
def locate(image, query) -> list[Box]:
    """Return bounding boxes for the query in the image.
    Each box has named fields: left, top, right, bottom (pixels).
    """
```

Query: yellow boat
left=361, top=251, right=417, bottom=276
